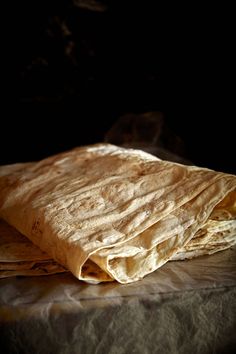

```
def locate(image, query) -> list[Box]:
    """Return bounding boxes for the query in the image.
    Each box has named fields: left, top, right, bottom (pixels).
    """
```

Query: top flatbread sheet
left=0, top=144, right=235, bottom=284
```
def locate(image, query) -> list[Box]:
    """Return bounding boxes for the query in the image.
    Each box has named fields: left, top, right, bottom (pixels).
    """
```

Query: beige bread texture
left=0, top=219, right=67, bottom=278
left=0, top=144, right=235, bottom=283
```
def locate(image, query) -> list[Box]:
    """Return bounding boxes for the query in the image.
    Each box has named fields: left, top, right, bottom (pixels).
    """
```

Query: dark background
left=3, top=1, right=235, bottom=174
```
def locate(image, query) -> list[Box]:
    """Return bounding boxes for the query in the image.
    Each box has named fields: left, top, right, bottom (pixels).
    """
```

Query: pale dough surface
left=0, top=144, right=235, bottom=283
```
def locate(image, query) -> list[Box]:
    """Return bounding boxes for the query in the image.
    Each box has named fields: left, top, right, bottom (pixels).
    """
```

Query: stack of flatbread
left=0, top=219, right=67, bottom=278
left=0, top=144, right=235, bottom=283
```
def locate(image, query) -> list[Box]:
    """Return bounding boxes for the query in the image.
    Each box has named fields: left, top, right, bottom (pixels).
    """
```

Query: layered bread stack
left=0, top=144, right=235, bottom=283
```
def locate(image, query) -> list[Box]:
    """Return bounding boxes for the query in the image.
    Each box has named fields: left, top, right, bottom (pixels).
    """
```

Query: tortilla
left=0, top=143, right=235, bottom=283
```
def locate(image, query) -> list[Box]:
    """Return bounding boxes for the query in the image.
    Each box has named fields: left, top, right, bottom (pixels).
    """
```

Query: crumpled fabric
left=0, top=246, right=235, bottom=353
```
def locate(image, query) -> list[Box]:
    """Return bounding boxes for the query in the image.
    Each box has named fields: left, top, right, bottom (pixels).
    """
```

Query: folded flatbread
left=0, top=144, right=235, bottom=283
left=0, top=219, right=67, bottom=278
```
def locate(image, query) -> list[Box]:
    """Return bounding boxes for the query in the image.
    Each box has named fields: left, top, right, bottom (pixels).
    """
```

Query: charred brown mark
left=31, top=220, right=43, bottom=235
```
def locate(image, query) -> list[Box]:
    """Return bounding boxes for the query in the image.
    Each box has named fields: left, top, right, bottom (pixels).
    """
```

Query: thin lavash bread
left=0, top=219, right=67, bottom=278
left=0, top=143, right=235, bottom=284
